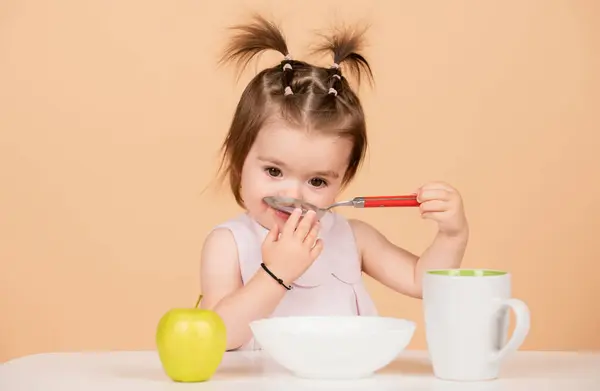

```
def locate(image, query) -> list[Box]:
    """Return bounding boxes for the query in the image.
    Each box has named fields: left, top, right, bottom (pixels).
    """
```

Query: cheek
left=305, top=187, right=340, bottom=208
left=240, top=170, right=271, bottom=205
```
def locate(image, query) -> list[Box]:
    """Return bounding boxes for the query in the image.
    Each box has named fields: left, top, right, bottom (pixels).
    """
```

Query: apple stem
left=195, top=293, right=203, bottom=309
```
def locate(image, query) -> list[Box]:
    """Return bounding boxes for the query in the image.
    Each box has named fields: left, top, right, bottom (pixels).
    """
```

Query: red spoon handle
left=361, top=195, right=420, bottom=208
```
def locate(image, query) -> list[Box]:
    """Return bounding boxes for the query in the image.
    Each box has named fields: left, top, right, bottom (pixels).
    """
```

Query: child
left=200, top=15, right=469, bottom=351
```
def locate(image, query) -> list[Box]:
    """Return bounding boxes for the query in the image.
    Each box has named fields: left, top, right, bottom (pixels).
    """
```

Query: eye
left=265, top=167, right=282, bottom=177
left=309, top=177, right=327, bottom=188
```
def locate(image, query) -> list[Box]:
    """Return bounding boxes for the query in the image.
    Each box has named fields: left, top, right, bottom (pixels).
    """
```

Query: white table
left=1, top=350, right=599, bottom=390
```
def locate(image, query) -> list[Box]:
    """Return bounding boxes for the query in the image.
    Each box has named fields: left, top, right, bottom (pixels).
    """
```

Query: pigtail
left=220, top=14, right=290, bottom=67
left=219, top=14, right=294, bottom=97
left=311, top=25, right=374, bottom=97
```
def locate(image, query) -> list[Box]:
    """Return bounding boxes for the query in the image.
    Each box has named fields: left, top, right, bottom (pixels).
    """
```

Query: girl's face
left=239, top=119, right=354, bottom=231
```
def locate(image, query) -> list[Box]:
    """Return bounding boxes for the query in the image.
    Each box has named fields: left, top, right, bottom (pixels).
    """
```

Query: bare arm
left=199, top=228, right=288, bottom=350
left=199, top=209, right=322, bottom=350
left=351, top=182, right=469, bottom=298
left=350, top=219, right=468, bottom=298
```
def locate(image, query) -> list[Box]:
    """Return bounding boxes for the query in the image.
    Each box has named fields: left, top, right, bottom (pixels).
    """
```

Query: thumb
left=310, top=238, right=324, bottom=260
left=264, top=223, right=280, bottom=244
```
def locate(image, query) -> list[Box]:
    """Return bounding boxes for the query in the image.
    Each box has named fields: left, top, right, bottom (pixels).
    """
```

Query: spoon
left=263, top=194, right=420, bottom=220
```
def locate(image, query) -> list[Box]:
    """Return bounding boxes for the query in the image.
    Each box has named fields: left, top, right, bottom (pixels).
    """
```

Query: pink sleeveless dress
left=213, top=211, right=379, bottom=350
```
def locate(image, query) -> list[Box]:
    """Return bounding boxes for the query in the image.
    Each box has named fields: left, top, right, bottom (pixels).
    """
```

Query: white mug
left=422, top=269, right=530, bottom=381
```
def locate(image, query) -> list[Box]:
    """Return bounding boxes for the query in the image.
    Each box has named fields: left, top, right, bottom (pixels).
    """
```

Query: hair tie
left=332, top=74, right=341, bottom=80
left=331, top=62, right=340, bottom=69
left=282, top=54, right=294, bottom=96
left=328, top=87, right=337, bottom=96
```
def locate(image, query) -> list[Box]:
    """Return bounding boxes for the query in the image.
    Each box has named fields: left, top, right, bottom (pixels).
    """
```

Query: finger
left=310, top=238, right=324, bottom=260
left=263, top=223, right=280, bottom=245
left=421, top=211, right=447, bottom=221
left=295, top=210, right=316, bottom=239
left=418, top=189, right=450, bottom=203
left=303, top=219, right=320, bottom=247
left=261, top=224, right=279, bottom=253
left=419, top=181, right=454, bottom=191
left=419, top=200, right=448, bottom=213
left=282, top=208, right=302, bottom=237
left=416, top=183, right=457, bottom=198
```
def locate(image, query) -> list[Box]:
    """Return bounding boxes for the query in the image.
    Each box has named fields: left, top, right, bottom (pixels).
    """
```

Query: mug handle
left=490, top=298, right=531, bottom=362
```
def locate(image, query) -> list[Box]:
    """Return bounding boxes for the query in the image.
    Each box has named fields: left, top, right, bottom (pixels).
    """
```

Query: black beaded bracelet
left=260, top=263, right=293, bottom=290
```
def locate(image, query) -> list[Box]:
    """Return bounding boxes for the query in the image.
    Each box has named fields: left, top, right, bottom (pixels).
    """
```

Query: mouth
left=271, top=206, right=323, bottom=222
left=273, top=208, right=292, bottom=220
left=263, top=197, right=320, bottom=221
left=262, top=199, right=292, bottom=220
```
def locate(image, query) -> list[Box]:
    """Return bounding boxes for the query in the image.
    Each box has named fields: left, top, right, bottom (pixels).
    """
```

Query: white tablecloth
left=1, top=350, right=599, bottom=390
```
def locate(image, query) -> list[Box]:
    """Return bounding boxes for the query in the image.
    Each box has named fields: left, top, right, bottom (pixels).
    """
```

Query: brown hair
left=218, top=15, right=374, bottom=207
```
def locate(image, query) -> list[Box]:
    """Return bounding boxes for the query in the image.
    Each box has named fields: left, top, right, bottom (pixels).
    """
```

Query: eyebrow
left=258, top=156, right=340, bottom=179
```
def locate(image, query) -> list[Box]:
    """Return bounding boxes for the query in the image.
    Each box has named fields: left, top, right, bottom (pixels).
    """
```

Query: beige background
left=1, top=0, right=599, bottom=363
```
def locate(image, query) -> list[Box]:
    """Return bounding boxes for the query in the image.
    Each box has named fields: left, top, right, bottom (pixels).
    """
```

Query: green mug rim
left=426, top=269, right=508, bottom=277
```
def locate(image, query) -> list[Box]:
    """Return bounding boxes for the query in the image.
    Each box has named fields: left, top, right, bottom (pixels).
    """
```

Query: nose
left=277, top=182, right=303, bottom=200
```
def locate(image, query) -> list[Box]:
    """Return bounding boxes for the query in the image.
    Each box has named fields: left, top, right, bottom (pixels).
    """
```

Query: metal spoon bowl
left=263, top=196, right=329, bottom=219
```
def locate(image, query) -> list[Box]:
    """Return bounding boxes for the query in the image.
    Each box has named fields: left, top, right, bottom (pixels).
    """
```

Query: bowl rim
left=249, top=316, right=417, bottom=336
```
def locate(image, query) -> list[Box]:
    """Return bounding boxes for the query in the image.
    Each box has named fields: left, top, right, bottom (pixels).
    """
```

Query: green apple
left=156, top=294, right=227, bottom=382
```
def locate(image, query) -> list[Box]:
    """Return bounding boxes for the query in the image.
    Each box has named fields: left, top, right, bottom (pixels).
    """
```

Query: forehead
left=251, top=120, right=353, bottom=171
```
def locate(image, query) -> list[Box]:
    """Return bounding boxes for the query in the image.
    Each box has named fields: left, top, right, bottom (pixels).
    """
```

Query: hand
left=261, top=208, right=323, bottom=284
left=416, top=182, right=468, bottom=238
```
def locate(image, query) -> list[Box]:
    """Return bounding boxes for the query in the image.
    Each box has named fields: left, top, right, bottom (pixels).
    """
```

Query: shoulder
left=199, top=226, right=242, bottom=309
left=347, top=218, right=388, bottom=255
left=348, top=218, right=375, bottom=233
left=200, top=227, right=240, bottom=276
left=348, top=218, right=383, bottom=238
left=200, top=213, right=253, bottom=261
left=202, top=227, right=238, bottom=257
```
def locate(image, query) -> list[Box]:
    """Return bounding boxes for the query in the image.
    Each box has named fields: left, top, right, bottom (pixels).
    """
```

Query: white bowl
left=249, top=316, right=416, bottom=379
